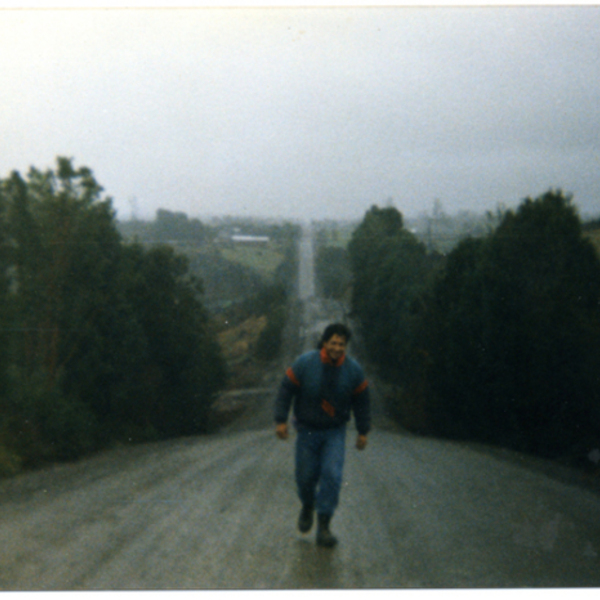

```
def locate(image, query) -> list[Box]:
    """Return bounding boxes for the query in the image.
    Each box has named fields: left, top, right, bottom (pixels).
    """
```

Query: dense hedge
left=349, top=192, right=600, bottom=461
left=0, top=159, right=226, bottom=474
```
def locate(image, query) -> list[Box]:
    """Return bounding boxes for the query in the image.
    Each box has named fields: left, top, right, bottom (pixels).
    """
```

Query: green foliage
left=119, top=209, right=211, bottom=246
left=188, top=247, right=266, bottom=312
left=0, top=444, right=22, bottom=478
left=274, top=242, right=299, bottom=295
left=0, top=158, right=227, bottom=474
left=424, top=191, right=600, bottom=458
left=253, top=284, right=288, bottom=361
left=122, top=244, right=226, bottom=436
left=3, top=368, right=99, bottom=465
left=154, top=209, right=209, bottom=244
left=119, top=211, right=298, bottom=376
left=0, top=184, right=11, bottom=401
left=119, top=213, right=299, bottom=315
left=349, top=193, right=600, bottom=462
left=408, top=203, right=501, bottom=254
left=348, top=205, right=437, bottom=379
left=315, top=245, right=351, bottom=300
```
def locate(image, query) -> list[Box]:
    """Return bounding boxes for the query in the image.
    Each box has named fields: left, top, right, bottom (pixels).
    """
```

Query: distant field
left=220, top=243, right=285, bottom=281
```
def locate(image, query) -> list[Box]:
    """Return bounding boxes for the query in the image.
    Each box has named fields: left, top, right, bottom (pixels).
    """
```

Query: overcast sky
left=1, top=6, right=599, bottom=222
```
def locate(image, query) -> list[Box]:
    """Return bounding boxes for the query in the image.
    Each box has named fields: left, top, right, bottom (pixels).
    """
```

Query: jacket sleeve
left=352, top=376, right=371, bottom=436
left=274, top=368, right=300, bottom=424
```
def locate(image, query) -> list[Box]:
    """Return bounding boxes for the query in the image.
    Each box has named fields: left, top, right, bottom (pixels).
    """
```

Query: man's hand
left=356, top=434, right=368, bottom=450
left=275, top=423, right=289, bottom=440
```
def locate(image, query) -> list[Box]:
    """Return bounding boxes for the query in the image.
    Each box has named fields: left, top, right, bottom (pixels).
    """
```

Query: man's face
left=323, top=334, right=347, bottom=362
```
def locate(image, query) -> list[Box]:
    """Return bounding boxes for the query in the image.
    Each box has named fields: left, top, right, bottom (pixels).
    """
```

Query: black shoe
left=298, top=504, right=314, bottom=533
left=316, top=514, right=338, bottom=547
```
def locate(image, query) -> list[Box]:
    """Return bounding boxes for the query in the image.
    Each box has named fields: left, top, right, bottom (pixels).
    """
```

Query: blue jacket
left=274, top=347, right=371, bottom=435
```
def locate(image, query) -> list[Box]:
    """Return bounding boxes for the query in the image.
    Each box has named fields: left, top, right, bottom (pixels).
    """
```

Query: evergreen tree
left=0, top=157, right=227, bottom=468
left=315, top=245, right=351, bottom=300
left=0, top=182, right=12, bottom=403
left=348, top=205, right=433, bottom=379
left=123, top=244, right=226, bottom=436
left=426, top=191, right=600, bottom=458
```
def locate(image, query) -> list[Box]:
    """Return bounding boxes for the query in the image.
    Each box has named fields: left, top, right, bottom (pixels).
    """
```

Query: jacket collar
left=320, top=346, right=346, bottom=366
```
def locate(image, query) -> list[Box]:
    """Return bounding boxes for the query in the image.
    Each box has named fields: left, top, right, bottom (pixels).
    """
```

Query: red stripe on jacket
left=353, top=379, right=369, bottom=395
left=286, top=367, right=301, bottom=387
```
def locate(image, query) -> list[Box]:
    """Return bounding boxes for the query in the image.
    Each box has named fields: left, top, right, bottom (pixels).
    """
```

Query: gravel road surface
left=1, top=384, right=599, bottom=590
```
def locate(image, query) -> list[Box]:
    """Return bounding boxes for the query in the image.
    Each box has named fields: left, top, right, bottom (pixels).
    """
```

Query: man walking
left=274, top=323, right=370, bottom=547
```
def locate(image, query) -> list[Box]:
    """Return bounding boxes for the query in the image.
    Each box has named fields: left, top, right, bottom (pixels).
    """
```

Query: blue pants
left=295, top=425, right=346, bottom=517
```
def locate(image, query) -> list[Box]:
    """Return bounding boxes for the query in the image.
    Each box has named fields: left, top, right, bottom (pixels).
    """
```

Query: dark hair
left=320, top=323, right=352, bottom=347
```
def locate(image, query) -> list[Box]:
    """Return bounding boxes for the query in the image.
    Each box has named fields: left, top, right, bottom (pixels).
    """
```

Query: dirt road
left=1, top=226, right=599, bottom=589
left=1, top=386, right=599, bottom=589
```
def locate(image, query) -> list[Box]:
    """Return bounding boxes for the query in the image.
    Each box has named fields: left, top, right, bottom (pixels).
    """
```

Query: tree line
left=0, top=158, right=227, bottom=475
left=345, top=192, right=600, bottom=463
left=119, top=206, right=301, bottom=366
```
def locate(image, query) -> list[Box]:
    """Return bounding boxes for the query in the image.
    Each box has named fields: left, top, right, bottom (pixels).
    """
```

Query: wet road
left=1, top=225, right=599, bottom=589
left=1, top=394, right=599, bottom=589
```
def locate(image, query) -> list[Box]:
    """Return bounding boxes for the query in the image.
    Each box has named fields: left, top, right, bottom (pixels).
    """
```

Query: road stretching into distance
left=1, top=226, right=599, bottom=589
